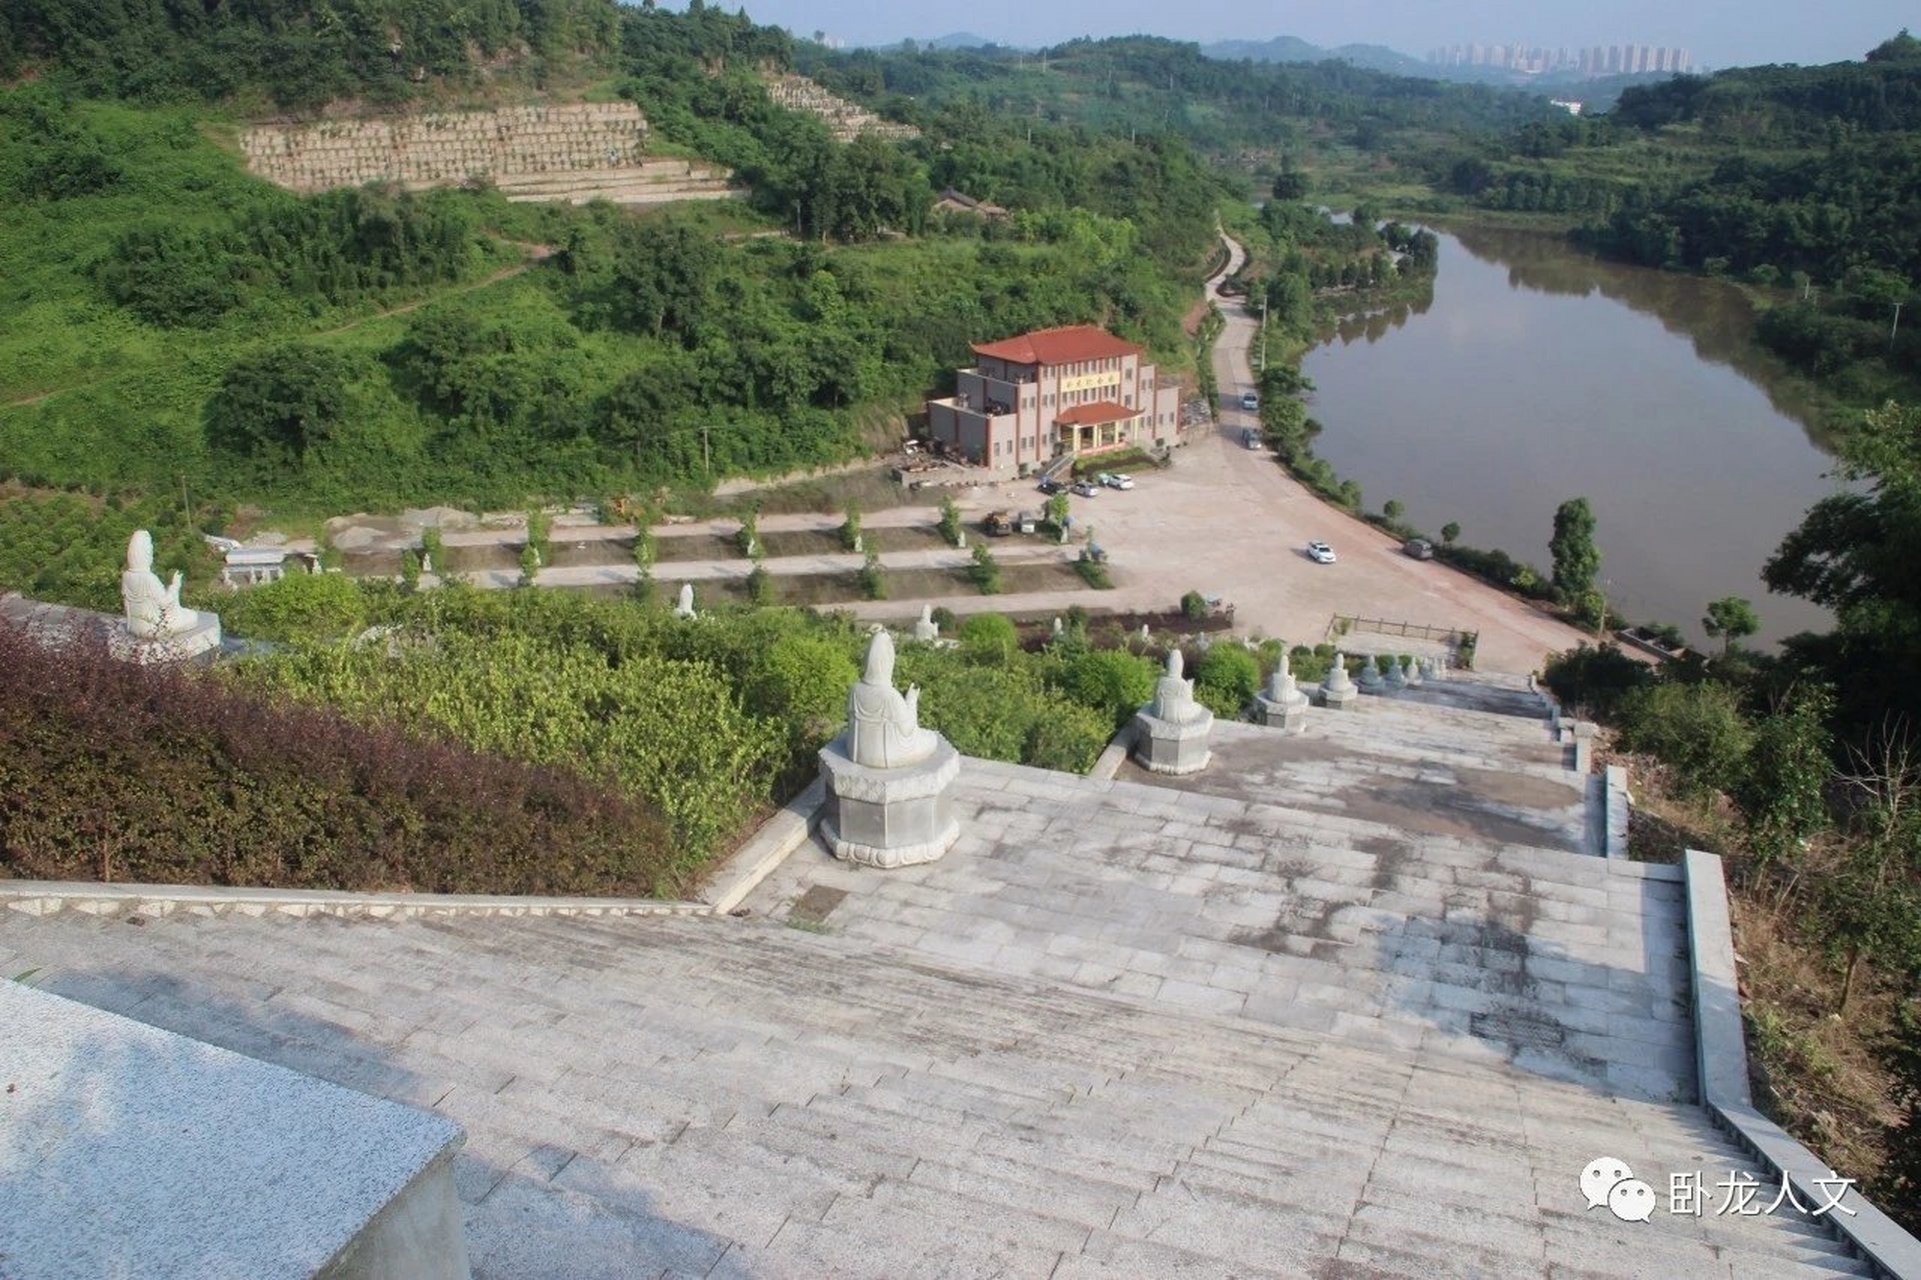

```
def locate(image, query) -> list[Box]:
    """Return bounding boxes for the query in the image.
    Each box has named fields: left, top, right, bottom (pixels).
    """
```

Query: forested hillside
left=794, top=35, right=1556, bottom=167
left=0, top=0, right=620, bottom=107
left=1430, top=33, right=1921, bottom=404
left=0, top=4, right=1221, bottom=564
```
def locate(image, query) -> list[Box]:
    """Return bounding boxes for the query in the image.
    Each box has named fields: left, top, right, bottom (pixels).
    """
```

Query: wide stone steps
left=0, top=905, right=1865, bottom=1277
left=492, top=164, right=739, bottom=206
left=1387, top=669, right=1552, bottom=720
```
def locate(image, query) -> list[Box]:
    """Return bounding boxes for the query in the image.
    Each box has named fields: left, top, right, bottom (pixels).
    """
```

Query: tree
left=1765, top=401, right=1921, bottom=730
left=1441, top=521, right=1461, bottom=545
left=839, top=501, right=862, bottom=551
left=1732, top=684, right=1833, bottom=867
left=938, top=497, right=963, bottom=547
left=1550, top=497, right=1601, bottom=599
left=1703, top=595, right=1760, bottom=654
left=1181, top=590, right=1209, bottom=621
left=1270, top=169, right=1309, bottom=201
left=970, top=542, right=1001, bottom=594
left=858, top=550, right=885, bottom=599
left=1382, top=499, right=1405, bottom=522
left=611, top=218, right=719, bottom=341
left=205, top=345, right=356, bottom=466
left=518, top=544, right=541, bottom=588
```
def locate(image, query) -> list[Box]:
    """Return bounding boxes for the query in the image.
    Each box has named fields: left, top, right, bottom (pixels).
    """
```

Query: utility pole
left=1893, top=301, right=1904, bottom=352
left=178, top=474, right=191, bottom=529
left=701, top=423, right=711, bottom=477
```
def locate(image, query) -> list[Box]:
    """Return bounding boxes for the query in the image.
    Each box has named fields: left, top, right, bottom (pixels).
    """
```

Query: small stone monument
left=1255, top=651, right=1310, bottom=734
left=1384, top=656, right=1408, bottom=691
left=1357, top=655, right=1387, bottom=693
left=912, top=603, right=939, bottom=643
left=818, top=631, right=961, bottom=869
left=1139, top=623, right=1151, bottom=642
left=110, top=531, right=221, bottom=664
left=674, top=582, right=697, bottom=619
left=1422, top=655, right=1443, bottom=682
left=1403, top=656, right=1424, bottom=688
left=1321, top=652, right=1359, bottom=710
left=1131, top=649, right=1213, bottom=775
left=1051, top=616, right=1063, bottom=637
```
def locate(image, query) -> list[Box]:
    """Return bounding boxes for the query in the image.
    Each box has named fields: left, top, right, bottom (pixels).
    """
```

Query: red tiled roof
left=971, top=325, right=1143, bottom=367
left=1055, top=400, right=1141, bottom=426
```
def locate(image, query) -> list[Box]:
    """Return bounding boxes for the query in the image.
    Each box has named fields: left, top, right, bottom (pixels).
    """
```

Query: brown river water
left=1300, top=224, right=1842, bottom=648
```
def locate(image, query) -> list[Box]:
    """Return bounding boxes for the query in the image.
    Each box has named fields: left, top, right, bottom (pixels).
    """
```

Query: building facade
left=924, top=326, right=1184, bottom=474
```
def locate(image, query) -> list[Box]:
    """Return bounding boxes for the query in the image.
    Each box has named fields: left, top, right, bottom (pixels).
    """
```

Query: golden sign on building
left=1057, top=373, right=1122, bottom=395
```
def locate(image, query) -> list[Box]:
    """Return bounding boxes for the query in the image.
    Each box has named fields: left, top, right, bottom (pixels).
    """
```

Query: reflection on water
left=1300, top=227, right=1841, bottom=648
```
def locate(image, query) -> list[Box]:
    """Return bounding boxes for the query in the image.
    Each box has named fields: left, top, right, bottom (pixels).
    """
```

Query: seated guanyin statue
left=121, top=530, right=211, bottom=641
left=845, top=631, right=940, bottom=768
left=1147, top=649, right=1209, bottom=726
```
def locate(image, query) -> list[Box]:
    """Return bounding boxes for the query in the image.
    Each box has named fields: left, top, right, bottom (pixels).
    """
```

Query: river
left=1299, top=224, right=1842, bottom=649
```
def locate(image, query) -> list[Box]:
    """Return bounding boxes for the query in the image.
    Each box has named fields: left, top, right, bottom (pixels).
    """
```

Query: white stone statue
left=912, top=603, right=939, bottom=643
left=1267, top=652, right=1300, bottom=703
left=1148, top=649, right=1209, bottom=726
left=674, top=582, right=696, bottom=618
left=1323, top=652, right=1356, bottom=694
left=845, top=631, right=939, bottom=768
left=121, top=531, right=209, bottom=640
left=1051, top=616, right=1063, bottom=637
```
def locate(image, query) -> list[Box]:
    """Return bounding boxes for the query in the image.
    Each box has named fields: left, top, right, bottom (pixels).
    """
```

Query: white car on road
left=1306, top=541, right=1337, bottom=564
left=1099, top=472, right=1134, bottom=490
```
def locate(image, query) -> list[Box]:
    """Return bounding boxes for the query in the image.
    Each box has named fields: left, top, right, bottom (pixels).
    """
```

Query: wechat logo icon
left=1580, top=1156, right=1657, bottom=1223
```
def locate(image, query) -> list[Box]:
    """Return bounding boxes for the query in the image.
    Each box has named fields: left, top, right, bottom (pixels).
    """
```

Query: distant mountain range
left=1201, top=36, right=1430, bottom=76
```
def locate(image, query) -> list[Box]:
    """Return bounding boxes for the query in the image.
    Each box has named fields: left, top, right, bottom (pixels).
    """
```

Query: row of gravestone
left=763, top=75, right=920, bottom=142
left=242, top=106, right=648, bottom=191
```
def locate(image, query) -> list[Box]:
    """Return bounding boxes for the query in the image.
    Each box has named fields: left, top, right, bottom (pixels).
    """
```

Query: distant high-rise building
left=1423, top=40, right=1689, bottom=75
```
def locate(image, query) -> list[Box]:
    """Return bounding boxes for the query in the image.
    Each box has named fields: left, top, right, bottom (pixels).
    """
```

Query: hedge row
left=0, top=624, right=678, bottom=896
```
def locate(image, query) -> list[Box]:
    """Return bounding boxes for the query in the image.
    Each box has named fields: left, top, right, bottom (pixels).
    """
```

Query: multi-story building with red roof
left=924, top=325, right=1184, bottom=474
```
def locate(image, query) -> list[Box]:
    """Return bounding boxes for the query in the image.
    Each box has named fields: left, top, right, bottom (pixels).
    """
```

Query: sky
left=703, top=0, right=1911, bottom=69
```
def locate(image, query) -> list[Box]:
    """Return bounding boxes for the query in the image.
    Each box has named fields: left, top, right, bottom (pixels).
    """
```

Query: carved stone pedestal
left=1256, top=690, right=1308, bottom=734
left=1131, top=707, right=1214, bottom=775
left=818, top=736, right=961, bottom=869
left=107, top=615, right=222, bottom=665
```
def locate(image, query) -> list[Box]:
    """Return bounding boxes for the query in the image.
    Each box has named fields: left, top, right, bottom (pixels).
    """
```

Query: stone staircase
left=756, top=755, right=1687, bottom=1103
left=491, top=158, right=737, bottom=206
left=0, top=907, right=1863, bottom=1278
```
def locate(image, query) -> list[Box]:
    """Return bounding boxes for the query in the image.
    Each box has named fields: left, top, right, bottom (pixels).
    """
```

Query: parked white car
left=1100, top=472, right=1135, bottom=490
left=1306, top=540, right=1337, bottom=564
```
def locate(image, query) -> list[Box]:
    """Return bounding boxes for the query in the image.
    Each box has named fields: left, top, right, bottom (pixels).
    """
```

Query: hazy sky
left=706, top=0, right=1909, bottom=69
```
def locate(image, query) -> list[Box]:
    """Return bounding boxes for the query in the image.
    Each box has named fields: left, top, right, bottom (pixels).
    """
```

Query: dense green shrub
left=0, top=623, right=676, bottom=895
left=1616, top=680, right=1756, bottom=798
left=1541, top=643, right=1653, bottom=719
left=1195, top=644, right=1260, bottom=717
left=959, top=612, right=1017, bottom=661
left=1061, top=649, right=1157, bottom=727
left=239, top=629, right=787, bottom=861
left=1181, top=590, right=1209, bottom=620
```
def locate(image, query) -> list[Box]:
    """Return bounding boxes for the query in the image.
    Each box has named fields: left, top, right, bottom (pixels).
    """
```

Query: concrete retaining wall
left=1683, top=849, right=1921, bottom=1277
